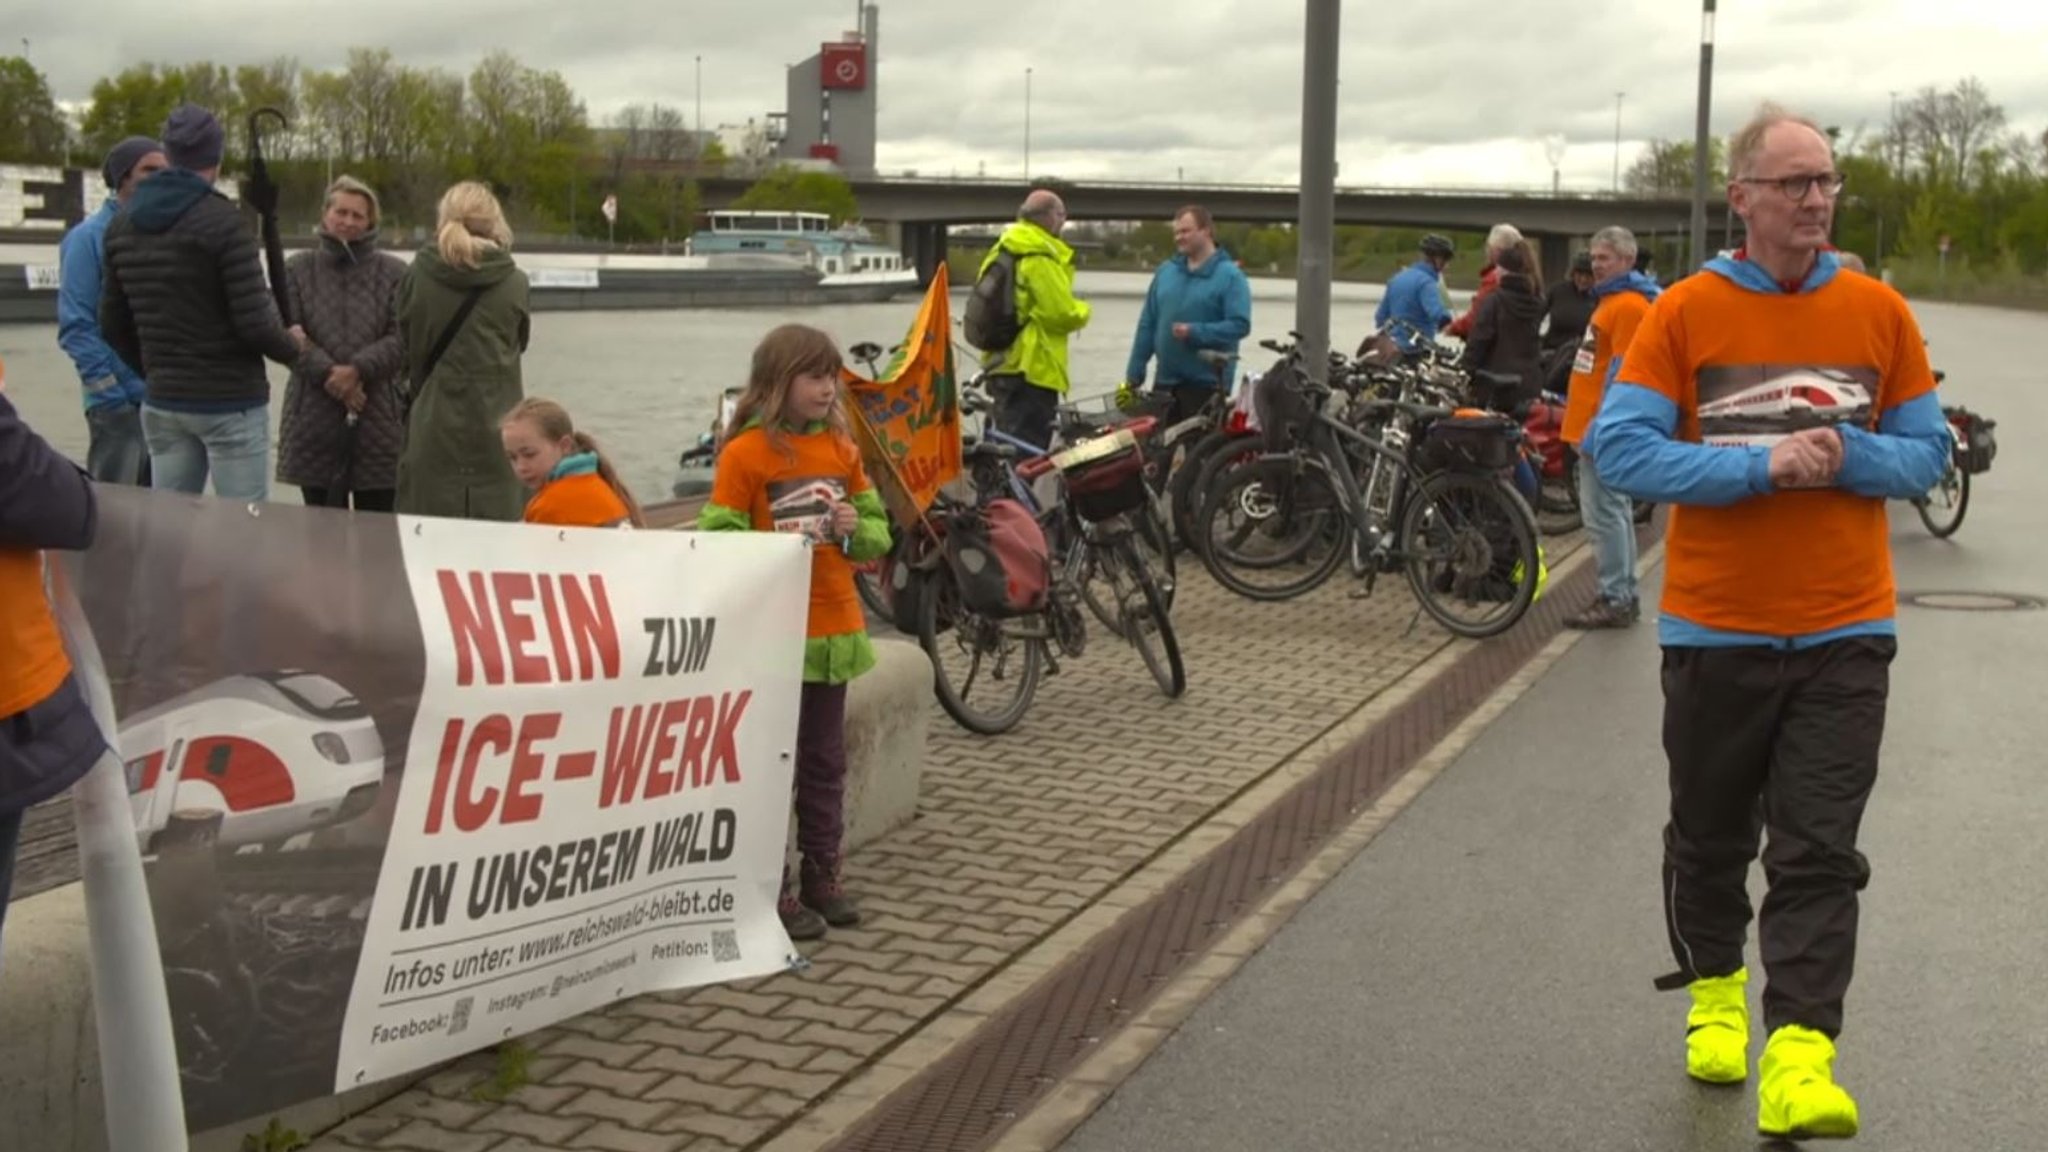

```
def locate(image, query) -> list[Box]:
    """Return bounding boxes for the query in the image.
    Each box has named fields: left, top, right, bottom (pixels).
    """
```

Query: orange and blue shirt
left=524, top=453, right=632, bottom=528
left=1582, top=251, right=1949, bottom=647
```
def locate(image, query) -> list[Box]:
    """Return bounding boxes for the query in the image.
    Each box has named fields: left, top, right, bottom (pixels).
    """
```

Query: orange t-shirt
left=1562, top=289, right=1653, bottom=445
left=525, top=473, right=632, bottom=528
left=1614, top=270, right=1937, bottom=637
left=0, top=550, right=69, bottom=718
left=708, top=425, right=873, bottom=639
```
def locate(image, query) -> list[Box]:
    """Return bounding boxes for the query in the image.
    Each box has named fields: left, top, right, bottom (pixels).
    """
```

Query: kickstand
left=1402, top=603, right=1426, bottom=637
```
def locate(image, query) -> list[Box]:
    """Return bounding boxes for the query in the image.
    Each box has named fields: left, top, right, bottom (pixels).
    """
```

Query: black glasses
left=1740, top=172, right=1847, bottom=200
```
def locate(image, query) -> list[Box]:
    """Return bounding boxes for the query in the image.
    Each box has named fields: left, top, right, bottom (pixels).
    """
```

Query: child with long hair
left=699, top=323, right=892, bottom=941
left=501, top=398, right=645, bottom=528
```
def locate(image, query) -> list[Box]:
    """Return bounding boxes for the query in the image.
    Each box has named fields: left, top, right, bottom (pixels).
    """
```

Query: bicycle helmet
left=1420, top=234, right=1455, bottom=259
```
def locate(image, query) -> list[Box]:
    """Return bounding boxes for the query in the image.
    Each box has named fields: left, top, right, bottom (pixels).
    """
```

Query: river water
left=0, top=271, right=1400, bottom=503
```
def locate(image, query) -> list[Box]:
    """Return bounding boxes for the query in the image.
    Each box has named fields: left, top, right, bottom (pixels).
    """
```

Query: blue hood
left=1592, top=269, right=1663, bottom=303
left=124, top=168, right=218, bottom=233
left=1702, top=251, right=1840, bottom=295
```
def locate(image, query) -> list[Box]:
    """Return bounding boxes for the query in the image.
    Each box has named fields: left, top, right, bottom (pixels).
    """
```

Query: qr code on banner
left=449, top=995, right=473, bottom=1037
left=712, top=930, right=741, bottom=964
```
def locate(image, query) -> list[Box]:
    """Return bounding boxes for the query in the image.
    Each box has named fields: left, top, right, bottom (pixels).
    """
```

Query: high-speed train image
left=1699, top=369, right=1873, bottom=446
left=119, top=670, right=385, bottom=853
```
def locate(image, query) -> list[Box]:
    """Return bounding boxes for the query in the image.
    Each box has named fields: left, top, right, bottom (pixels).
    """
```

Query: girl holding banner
left=698, top=325, right=893, bottom=942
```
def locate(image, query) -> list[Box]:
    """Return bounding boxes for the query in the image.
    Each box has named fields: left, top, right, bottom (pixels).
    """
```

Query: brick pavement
left=309, top=539, right=1581, bottom=1152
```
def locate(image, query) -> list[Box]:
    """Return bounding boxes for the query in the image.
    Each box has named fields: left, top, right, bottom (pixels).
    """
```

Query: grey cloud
left=18, top=0, right=2048, bottom=187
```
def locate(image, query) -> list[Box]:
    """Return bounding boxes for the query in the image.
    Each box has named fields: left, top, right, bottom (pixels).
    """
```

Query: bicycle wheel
left=1198, top=453, right=1350, bottom=602
left=1177, top=429, right=1261, bottom=558
left=1400, top=470, right=1541, bottom=639
left=854, top=562, right=895, bottom=626
left=1110, top=536, right=1186, bottom=698
left=1913, top=465, right=1970, bottom=538
left=915, top=569, right=1043, bottom=735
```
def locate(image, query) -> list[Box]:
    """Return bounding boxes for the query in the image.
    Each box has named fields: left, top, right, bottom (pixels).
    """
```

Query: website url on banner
left=377, top=879, right=739, bottom=1008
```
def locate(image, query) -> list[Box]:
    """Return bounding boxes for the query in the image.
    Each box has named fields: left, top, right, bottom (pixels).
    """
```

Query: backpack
left=944, top=499, right=1051, bottom=617
left=963, top=250, right=1034, bottom=352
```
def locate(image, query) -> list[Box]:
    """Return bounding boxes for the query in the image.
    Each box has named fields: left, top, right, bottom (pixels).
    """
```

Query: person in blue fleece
left=1374, top=234, right=1455, bottom=353
left=57, top=136, right=166, bottom=486
left=1123, top=205, right=1253, bottom=426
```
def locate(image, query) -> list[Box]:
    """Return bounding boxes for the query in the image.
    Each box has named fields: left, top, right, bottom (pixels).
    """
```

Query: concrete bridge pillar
left=1532, top=232, right=1581, bottom=291
left=900, top=223, right=950, bottom=288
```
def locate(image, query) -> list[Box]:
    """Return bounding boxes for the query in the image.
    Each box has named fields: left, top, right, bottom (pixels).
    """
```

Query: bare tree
left=1904, top=77, right=2006, bottom=188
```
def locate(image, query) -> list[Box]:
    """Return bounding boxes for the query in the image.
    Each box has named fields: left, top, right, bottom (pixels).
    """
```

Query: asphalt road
left=1059, top=298, right=2048, bottom=1152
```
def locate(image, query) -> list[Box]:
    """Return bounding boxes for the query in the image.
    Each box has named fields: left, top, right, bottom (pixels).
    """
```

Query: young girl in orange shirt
left=699, top=324, right=892, bottom=941
left=501, top=398, right=645, bottom=528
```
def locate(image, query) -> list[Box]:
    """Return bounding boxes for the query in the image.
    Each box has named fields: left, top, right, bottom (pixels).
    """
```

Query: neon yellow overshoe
left=1685, top=968, right=1749, bottom=1084
left=1757, top=1025, right=1860, bottom=1140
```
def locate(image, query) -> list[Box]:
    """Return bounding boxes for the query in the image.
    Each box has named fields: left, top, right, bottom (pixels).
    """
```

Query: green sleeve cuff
left=847, top=489, right=893, bottom=561
left=698, top=502, right=751, bottom=532
left=804, top=631, right=876, bottom=684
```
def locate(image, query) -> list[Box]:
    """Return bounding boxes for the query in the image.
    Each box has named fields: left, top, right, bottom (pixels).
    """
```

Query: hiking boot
left=778, top=891, right=828, bottom=942
left=1565, top=596, right=1638, bottom=630
left=801, top=857, right=863, bottom=928
left=1684, top=968, right=1750, bottom=1085
left=1757, top=1025, right=1859, bottom=1140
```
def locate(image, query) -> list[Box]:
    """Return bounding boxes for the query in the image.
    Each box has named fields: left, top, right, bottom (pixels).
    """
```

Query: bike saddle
left=849, top=341, right=884, bottom=363
left=1472, top=369, right=1524, bottom=391
left=1934, top=369, right=1947, bottom=383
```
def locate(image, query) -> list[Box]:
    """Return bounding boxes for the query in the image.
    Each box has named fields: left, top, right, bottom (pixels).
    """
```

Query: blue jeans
left=1577, top=454, right=1637, bottom=606
left=142, top=404, right=270, bottom=501
left=85, top=403, right=151, bottom=486
left=0, top=807, right=21, bottom=969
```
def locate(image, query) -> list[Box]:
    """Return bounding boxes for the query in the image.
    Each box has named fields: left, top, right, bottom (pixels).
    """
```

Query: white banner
left=332, top=518, right=809, bottom=1087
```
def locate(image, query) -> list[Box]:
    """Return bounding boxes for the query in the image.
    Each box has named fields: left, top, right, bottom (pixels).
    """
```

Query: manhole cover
left=1901, top=591, right=2045, bottom=612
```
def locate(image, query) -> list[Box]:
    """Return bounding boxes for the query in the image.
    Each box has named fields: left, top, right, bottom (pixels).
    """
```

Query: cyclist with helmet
left=1374, top=234, right=1455, bottom=353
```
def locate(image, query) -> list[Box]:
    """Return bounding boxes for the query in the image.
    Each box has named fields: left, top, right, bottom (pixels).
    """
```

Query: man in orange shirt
left=1584, top=105, right=1949, bottom=1141
left=1560, top=225, right=1660, bottom=629
left=0, top=355, right=105, bottom=964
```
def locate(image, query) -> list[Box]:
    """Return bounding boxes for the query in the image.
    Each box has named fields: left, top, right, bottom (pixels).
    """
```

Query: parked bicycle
left=1910, top=369, right=1997, bottom=538
left=894, top=409, right=1186, bottom=734
left=1195, top=341, right=1545, bottom=639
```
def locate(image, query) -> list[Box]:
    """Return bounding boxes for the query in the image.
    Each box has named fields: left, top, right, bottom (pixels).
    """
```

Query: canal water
left=0, top=271, right=1399, bottom=503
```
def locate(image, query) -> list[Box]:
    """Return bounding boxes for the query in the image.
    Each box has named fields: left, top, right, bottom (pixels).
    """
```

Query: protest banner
left=844, top=263, right=963, bottom=528
left=62, top=489, right=808, bottom=1131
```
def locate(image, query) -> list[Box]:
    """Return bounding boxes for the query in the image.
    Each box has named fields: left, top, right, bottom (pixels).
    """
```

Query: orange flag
left=843, top=265, right=963, bottom=530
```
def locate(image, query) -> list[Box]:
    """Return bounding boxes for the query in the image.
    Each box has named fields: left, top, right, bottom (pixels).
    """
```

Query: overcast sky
left=16, top=0, right=2048, bottom=189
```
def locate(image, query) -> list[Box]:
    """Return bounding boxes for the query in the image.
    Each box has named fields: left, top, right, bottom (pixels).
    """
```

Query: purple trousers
left=793, top=681, right=849, bottom=865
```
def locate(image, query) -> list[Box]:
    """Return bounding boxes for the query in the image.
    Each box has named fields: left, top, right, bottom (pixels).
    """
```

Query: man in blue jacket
left=0, top=356, right=105, bottom=965
left=1374, top=234, right=1455, bottom=352
left=1124, top=205, right=1253, bottom=425
left=57, top=136, right=165, bottom=485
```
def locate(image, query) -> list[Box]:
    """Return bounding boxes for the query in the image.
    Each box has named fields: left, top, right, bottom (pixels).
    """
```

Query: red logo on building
left=821, top=43, right=867, bottom=91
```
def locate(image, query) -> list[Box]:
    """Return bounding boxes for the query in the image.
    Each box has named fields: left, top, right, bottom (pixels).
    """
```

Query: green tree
left=1624, top=137, right=1727, bottom=196
left=0, top=57, right=69, bottom=162
left=729, top=167, right=860, bottom=223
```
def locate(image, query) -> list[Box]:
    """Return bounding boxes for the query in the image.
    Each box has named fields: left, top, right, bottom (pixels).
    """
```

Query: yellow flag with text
left=843, top=265, right=962, bottom=529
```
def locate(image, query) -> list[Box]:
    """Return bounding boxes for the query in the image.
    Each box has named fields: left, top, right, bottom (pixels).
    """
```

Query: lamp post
left=1296, top=0, right=1342, bottom=384
left=1688, top=0, right=1717, bottom=271
left=1024, top=67, right=1033, bottom=179
left=1543, top=134, right=1567, bottom=196
left=1612, top=91, right=1626, bottom=193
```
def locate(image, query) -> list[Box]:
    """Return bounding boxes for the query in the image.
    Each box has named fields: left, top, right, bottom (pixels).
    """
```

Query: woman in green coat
left=395, top=180, right=530, bottom=521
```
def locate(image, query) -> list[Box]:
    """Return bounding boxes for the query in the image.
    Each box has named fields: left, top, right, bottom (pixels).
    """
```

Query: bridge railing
left=851, top=170, right=1692, bottom=203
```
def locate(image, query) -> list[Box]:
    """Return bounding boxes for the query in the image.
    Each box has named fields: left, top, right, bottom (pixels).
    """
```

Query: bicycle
left=899, top=413, right=1186, bottom=734
left=1195, top=344, right=1544, bottom=639
left=1910, top=371, right=1996, bottom=539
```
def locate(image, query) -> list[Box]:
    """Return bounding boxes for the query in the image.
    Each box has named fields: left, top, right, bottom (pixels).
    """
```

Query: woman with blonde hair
left=395, top=180, right=531, bottom=520
left=279, top=175, right=407, bottom=510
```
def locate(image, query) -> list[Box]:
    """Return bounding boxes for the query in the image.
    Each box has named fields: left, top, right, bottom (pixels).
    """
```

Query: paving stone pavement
left=308, top=539, right=1581, bottom=1152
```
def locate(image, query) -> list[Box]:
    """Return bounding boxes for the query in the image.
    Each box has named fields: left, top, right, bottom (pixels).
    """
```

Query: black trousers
left=1155, top=383, right=1220, bottom=429
left=989, top=375, right=1059, bottom=452
left=301, top=486, right=397, bottom=512
left=1659, top=635, right=1895, bottom=1039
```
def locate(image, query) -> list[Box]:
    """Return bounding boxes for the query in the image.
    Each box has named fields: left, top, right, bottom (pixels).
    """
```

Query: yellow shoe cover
left=1685, top=968, right=1749, bottom=1084
left=1757, top=1024, right=1860, bottom=1140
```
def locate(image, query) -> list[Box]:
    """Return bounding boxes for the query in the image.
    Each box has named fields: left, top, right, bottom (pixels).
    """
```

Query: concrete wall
left=0, top=639, right=933, bottom=1151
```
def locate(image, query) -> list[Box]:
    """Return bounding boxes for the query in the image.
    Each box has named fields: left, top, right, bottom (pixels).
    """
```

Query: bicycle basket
left=1050, top=427, right=1150, bottom=523
left=1419, top=411, right=1522, bottom=474
left=1948, top=407, right=1997, bottom=475
left=1252, top=358, right=1319, bottom=450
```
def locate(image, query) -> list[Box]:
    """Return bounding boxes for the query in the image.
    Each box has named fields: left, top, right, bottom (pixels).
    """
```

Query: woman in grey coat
left=279, top=176, right=407, bottom=510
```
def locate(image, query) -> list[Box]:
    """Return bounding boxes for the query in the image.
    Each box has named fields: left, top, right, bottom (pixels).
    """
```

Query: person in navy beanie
left=99, top=103, right=305, bottom=502
left=56, top=135, right=166, bottom=485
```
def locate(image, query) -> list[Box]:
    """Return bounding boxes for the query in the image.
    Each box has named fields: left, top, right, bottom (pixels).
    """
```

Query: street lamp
left=1688, top=0, right=1717, bottom=271
left=1612, top=91, right=1626, bottom=193
left=1024, top=67, right=1033, bottom=179
left=1543, top=134, right=1567, bottom=196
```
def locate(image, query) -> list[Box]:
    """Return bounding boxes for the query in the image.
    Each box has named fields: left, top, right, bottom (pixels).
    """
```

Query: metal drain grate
left=819, top=534, right=1637, bottom=1152
left=1901, top=591, right=2044, bottom=612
